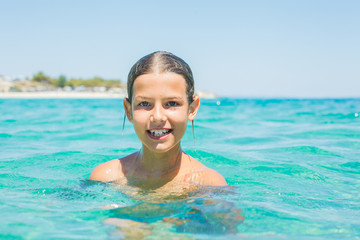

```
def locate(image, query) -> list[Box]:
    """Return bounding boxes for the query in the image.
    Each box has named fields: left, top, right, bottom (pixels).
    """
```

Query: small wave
left=321, top=112, right=360, bottom=120
left=321, top=161, right=360, bottom=175
left=2, top=119, right=17, bottom=123
left=30, top=180, right=129, bottom=205
left=32, top=186, right=103, bottom=201
left=292, top=129, right=360, bottom=139
left=295, top=112, right=316, bottom=116
left=250, top=164, right=326, bottom=181
left=0, top=133, right=12, bottom=138
left=0, top=173, right=48, bottom=189
left=279, top=146, right=341, bottom=157
left=225, top=137, right=271, bottom=145
left=186, top=149, right=239, bottom=167
left=66, top=132, right=115, bottom=140
left=340, top=161, right=360, bottom=170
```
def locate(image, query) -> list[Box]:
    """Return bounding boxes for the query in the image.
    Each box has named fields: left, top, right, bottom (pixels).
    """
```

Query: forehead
left=132, top=72, right=187, bottom=98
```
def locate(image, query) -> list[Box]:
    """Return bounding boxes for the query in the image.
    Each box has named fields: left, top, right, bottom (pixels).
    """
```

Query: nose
left=150, top=104, right=167, bottom=123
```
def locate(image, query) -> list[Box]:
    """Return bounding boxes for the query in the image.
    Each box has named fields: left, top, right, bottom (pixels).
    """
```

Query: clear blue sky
left=1, top=0, right=359, bottom=97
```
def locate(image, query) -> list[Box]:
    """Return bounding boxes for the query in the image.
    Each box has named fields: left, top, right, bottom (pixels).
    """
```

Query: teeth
left=149, top=129, right=170, bottom=137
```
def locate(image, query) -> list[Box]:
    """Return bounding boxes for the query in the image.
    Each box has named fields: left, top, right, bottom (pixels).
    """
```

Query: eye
left=139, top=101, right=150, bottom=107
left=167, top=101, right=179, bottom=107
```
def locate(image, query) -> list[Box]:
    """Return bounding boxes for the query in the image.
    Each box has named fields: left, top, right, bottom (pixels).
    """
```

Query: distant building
left=0, top=80, right=13, bottom=92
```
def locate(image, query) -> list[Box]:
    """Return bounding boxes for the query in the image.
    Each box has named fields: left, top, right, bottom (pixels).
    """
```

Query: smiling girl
left=90, top=51, right=227, bottom=189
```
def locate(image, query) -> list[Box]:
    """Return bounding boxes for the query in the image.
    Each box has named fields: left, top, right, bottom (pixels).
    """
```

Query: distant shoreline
left=0, top=91, right=217, bottom=99
left=0, top=92, right=126, bottom=99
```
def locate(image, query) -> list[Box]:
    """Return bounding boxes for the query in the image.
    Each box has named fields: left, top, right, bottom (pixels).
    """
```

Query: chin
left=144, top=142, right=180, bottom=153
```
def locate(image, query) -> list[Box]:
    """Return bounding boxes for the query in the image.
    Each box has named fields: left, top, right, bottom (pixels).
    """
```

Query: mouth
left=147, top=129, right=173, bottom=139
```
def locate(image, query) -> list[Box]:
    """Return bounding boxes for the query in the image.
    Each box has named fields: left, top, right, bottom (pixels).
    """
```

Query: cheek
left=169, top=110, right=189, bottom=126
left=132, top=111, right=148, bottom=125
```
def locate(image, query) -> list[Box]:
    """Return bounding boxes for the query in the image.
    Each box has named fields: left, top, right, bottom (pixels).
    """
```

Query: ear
left=188, top=96, right=200, bottom=121
left=123, top=97, right=133, bottom=123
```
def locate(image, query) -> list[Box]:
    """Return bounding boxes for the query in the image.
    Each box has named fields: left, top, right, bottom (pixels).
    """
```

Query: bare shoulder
left=184, top=155, right=228, bottom=186
left=89, top=159, right=122, bottom=182
left=90, top=152, right=137, bottom=182
left=197, top=167, right=228, bottom=186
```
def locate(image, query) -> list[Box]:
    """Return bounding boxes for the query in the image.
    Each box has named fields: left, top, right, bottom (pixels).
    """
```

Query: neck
left=137, top=144, right=182, bottom=178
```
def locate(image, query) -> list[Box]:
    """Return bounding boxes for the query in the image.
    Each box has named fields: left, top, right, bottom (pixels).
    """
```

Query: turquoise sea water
left=0, top=98, right=359, bottom=239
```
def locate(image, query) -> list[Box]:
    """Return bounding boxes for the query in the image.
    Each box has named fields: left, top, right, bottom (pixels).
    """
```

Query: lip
left=146, top=129, right=173, bottom=140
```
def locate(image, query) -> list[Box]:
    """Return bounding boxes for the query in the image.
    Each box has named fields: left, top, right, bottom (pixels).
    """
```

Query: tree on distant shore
left=56, top=75, right=67, bottom=88
left=32, top=71, right=52, bottom=84
left=31, top=71, right=123, bottom=89
left=66, top=76, right=123, bottom=89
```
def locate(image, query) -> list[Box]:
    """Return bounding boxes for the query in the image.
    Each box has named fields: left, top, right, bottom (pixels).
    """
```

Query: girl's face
left=124, top=72, right=199, bottom=153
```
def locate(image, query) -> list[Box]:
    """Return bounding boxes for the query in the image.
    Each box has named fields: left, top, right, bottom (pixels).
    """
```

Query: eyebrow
left=164, top=96, right=185, bottom=101
left=134, top=96, right=185, bottom=101
left=134, top=96, right=152, bottom=101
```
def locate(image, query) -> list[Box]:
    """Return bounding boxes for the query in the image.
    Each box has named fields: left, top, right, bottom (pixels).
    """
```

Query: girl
left=90, top=51, right=227, bottom=189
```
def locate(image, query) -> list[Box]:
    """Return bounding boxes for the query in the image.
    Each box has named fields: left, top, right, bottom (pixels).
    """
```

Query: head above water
left=127, top=51, right=195, bottom=104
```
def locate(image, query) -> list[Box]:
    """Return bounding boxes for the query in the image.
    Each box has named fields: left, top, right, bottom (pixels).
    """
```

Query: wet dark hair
left=127, top=51, right=194, bottom=104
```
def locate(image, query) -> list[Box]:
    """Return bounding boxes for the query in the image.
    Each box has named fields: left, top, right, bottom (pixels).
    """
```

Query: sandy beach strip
left=0, top=92, right=126, bottom=99
left=0, top=91, right=217, bottom=99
